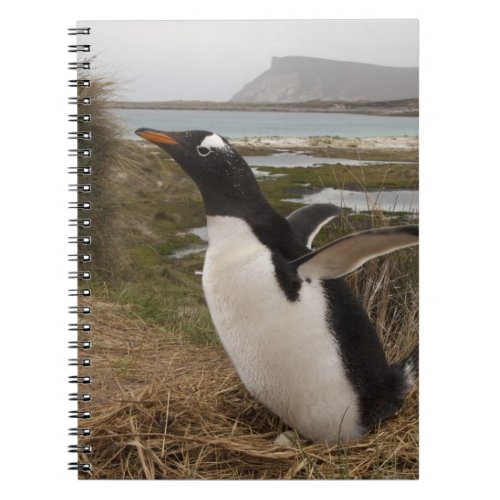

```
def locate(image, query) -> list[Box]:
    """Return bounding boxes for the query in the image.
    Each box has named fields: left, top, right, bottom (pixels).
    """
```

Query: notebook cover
left=71, top=19, right=419, bottom=479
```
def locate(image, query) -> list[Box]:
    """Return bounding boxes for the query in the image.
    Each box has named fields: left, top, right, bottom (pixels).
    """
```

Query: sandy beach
left=231, top=135, right=418, bottom=150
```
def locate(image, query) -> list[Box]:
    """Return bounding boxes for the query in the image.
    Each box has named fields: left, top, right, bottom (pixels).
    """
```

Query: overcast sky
left=79, top=20, right=418, bottom=101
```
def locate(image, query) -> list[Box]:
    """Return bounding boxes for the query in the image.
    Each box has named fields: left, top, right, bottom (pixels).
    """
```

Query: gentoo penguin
left=135, top=128, right=419, bottom=444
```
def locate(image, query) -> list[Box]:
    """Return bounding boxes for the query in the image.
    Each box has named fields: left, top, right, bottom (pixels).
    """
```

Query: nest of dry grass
left=78, top=299, right=418, bottom=480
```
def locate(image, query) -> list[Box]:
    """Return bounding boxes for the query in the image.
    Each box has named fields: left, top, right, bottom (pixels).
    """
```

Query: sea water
left=112, top=108, right=418, bottom=139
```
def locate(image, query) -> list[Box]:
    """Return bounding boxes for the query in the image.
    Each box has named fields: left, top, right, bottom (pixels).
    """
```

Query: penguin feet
left=273, top=430, right=299, bottom=448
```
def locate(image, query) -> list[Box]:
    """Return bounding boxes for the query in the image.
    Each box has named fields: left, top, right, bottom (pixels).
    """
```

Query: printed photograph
left=74, top=19, right=419, bottom=479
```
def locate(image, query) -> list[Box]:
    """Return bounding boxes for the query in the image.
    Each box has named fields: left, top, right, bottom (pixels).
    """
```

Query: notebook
left=68, top=20, right=419, bottom=479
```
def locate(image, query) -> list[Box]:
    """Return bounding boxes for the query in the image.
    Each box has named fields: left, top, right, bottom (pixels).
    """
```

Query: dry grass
left=78, top=299, right=418, bottom=480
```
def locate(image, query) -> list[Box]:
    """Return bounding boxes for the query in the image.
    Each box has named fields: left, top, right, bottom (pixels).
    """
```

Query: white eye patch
left=197, top=133, right=230, bottom=157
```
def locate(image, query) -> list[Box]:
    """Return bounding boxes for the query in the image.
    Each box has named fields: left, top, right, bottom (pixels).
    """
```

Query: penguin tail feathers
left=400, top=344, right=419, bottom=389
left=363, top=345, right=419, bottom=428
left=392, top=344, right=419, bottom=399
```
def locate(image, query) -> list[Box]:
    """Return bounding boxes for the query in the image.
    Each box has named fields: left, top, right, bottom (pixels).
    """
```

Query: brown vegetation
left=78, top=297, right=418, bottom=480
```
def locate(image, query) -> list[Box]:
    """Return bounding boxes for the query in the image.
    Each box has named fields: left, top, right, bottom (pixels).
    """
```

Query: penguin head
left=135, top=128, right=264, bottom=214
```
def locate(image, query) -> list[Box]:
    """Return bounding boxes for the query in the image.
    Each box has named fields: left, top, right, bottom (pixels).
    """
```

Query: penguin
left=135, top=128, right=419, bottom=444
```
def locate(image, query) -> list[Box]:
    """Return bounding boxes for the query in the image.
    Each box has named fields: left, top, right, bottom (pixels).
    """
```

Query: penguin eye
left=197, top=146, right=212, bottom=157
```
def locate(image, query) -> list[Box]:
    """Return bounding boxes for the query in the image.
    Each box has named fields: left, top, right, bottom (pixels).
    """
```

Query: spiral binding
left=68, top=27, right=92, bottom=474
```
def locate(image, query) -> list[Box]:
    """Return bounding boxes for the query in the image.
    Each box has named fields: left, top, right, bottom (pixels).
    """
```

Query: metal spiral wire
left=68, top=26, right=92, bottom=474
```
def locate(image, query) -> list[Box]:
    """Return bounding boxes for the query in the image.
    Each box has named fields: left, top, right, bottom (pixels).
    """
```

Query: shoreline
left=110, top=98, right=418, bottom=117
left=136, top=135, right=418, bottom=152
left=230, top=135, right=418, bottom=151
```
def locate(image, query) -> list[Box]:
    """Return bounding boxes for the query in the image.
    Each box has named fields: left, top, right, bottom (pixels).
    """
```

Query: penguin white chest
left=202, top=215, right=361, bottom=443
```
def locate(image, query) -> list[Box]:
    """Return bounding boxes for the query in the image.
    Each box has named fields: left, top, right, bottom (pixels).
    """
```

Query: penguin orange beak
left=135, top=128, right=179, bottom=145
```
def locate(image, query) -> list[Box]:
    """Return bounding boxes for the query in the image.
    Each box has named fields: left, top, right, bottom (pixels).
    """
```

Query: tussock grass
left=78, top=300, right=418, bottom=480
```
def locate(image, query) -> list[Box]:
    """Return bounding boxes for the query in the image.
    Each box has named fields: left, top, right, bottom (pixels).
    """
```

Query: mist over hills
left=230, top=56, right=418, bottom=103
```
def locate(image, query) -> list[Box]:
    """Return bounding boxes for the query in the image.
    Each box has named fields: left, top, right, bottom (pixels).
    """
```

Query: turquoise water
left=246, top=152, right=416, bottom=168
left=112, top=108, right=418, bottom=139
left=284, top=188, right=418, bottom=213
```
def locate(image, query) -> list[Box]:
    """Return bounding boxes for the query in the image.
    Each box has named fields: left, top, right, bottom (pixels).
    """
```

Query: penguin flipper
left=292, top=225, right=418, bottom=280
left=286, top=204, right=342, bottom=248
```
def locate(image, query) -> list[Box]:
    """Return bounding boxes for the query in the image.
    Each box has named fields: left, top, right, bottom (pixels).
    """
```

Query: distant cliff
left=230, top=56, right=418, bottom=103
